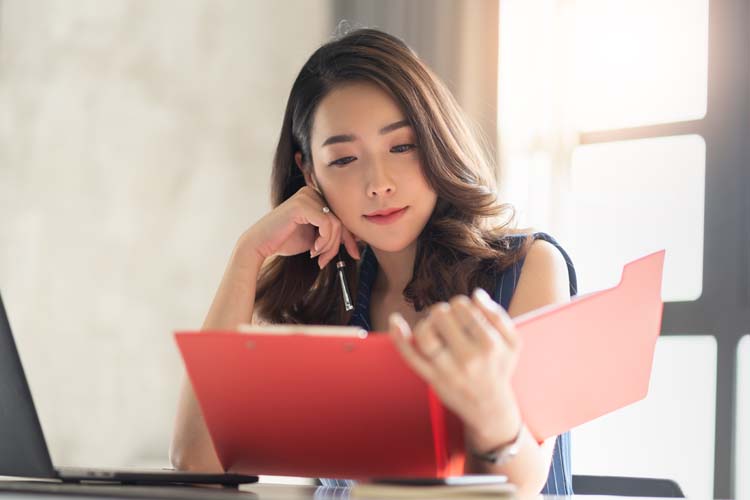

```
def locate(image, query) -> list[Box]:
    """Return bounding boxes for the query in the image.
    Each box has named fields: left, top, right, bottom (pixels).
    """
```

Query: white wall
left=0, top=0, right=331, bottom=470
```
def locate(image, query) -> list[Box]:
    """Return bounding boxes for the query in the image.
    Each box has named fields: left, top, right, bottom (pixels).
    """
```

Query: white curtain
left=497, top=0, right=579, bottom=240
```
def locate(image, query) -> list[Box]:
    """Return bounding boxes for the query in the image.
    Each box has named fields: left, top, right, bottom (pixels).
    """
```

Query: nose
left=366, top=157, right=396, bottom=198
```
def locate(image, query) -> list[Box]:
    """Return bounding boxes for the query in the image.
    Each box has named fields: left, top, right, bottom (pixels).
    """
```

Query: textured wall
left=0, top=0, right=331, bottom=468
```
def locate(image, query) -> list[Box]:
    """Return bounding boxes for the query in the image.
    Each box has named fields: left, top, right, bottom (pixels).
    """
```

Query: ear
left=295, top=151, right=320, bottom=191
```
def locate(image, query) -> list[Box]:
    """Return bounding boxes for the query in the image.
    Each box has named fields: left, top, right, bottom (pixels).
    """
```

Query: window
left=570, top=135, right=705, bottom=301
left=497, top=1, right=729, bottom=497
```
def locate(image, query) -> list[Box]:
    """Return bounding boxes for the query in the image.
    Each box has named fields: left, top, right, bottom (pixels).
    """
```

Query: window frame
left=577, top=1, right=749, bottom=497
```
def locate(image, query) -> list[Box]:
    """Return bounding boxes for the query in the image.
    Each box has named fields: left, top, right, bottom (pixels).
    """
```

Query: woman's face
left=296, top=81, right=438, bottom=253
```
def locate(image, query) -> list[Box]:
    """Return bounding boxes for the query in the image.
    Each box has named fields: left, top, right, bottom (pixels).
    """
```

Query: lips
left=364, top=206, right=407, bottom=217
left=363, top=206, right=408, bottom=225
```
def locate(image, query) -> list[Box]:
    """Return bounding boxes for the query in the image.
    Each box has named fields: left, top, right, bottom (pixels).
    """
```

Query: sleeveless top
left=319, top=231, right=578, bottom=495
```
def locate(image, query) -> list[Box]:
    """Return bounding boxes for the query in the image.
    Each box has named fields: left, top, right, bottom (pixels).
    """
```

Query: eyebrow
left=320, top=119, right=411, bottom=148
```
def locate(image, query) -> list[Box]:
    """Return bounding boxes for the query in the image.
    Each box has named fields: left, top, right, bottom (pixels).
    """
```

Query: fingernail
left=314, top=241, right=319, bottom=251
left=394, top=313, right=411, bottom=338
left=473, top=287, right=495, bottom=307
left=396, top=314, right=411, bottom=338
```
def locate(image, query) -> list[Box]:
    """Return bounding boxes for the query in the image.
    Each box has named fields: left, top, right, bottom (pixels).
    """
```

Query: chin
left=361, top=234, right=418, bottom=254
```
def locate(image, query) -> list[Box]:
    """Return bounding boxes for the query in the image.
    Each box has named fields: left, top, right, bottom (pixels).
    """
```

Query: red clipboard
left=174, top=249, right=665, bottom=479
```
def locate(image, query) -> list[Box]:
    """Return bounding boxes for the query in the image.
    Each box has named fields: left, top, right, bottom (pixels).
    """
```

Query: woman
left=170, top=27, right=577, bottom=497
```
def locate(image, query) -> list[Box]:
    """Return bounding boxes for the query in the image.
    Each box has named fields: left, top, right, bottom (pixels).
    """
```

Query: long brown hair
left=254, top=27, right=534, bottom=325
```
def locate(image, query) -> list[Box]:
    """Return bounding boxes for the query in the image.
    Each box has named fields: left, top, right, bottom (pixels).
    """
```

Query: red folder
left=174, top=249, right=665, bottom=479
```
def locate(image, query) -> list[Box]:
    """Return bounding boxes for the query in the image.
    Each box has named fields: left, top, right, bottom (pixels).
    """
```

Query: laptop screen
left=0, top=292, right=57, bottom=479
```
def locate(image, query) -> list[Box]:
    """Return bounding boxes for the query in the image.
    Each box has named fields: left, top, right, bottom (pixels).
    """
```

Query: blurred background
left=0, top=1, right=747, bottom=499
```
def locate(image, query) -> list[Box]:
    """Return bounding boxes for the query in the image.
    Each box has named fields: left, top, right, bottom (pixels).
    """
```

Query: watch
left=469, top=424, right=524, bottom=465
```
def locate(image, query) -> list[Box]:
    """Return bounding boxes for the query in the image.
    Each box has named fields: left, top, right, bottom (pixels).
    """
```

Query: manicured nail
left=389, top=314, right=401, bottom=336
left=390, top=313, right=410, bottom=338
left=473, top=287, right=495, bottom=308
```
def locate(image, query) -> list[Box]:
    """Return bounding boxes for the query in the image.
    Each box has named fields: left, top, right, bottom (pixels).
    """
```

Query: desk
left=0, top=480, right=720, bottom=500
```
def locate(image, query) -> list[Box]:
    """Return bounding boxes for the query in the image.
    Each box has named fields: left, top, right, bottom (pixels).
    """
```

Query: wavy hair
left=254, top=26, right=534, bottom=325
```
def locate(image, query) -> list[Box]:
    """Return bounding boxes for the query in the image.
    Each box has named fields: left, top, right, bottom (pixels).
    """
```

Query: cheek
left=411, top=169, right=438, bottom=215
left=321, top=183, right=362, bottom=225
left=411, top=165, right=437, bottom=198
left=317, top=170, right=353, bottom=200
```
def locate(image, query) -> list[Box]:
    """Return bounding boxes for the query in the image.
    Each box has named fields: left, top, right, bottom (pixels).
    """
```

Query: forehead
left=311, top=82, right=406, bottom=144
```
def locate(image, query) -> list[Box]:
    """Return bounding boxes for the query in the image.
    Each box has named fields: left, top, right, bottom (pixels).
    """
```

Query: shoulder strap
left=493, top=232, right=578, bottom=310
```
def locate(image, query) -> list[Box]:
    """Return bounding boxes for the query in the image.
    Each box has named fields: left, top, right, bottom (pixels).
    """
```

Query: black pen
left=335, top=246, right=354, bottom=311
left=320, top=200, right=354, bottom=312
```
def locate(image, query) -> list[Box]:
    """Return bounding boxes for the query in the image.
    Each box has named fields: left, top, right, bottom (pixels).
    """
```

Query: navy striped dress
left=319, top=231, right=577, bottom=495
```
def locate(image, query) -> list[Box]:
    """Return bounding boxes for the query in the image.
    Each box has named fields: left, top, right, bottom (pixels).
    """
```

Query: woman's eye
left=391, top=144, right=417, bottom=153
left=328, top=156, right=356, bottom=166
left=327, top=145, right=417, bottom=167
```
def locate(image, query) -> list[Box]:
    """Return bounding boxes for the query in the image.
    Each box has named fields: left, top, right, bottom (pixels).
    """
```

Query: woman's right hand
left=243, top=186, right=361, bottom=269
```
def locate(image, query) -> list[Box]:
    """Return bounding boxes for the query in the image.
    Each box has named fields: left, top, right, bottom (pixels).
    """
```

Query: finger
left=388, top=313, right=435, bottom=381
left=341, top=227, right=361, bottom=260
left=451, top=295, right=500, bottom=351
left=429, top=300, right=476, bottom=364
left=320, top=218, right=341, bottom=259
left=296, top=195, right=331, bottom=249
left=412, top=313, right=444, bottom=359
left=413, top=316, right=457, bottom=374
left=472, top=288, right=520, bottom=349
left=319, top=220, right=343, bottom=268
left=318, top=223, right=342, bottom=269
left=310, top=217, right=333, bottom=256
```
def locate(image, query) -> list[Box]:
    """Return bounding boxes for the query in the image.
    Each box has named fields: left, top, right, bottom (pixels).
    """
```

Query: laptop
left=0, top=292, right=258, bottom=487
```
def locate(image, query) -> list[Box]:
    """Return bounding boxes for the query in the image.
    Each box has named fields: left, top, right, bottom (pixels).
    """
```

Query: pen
left=335, top=246, right=354, bottom=311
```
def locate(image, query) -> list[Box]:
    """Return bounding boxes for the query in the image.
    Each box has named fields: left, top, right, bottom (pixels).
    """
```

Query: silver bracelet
left=468, top=424, right=524, bottom=465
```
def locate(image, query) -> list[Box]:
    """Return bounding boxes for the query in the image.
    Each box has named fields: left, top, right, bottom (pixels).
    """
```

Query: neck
left=369, top=240, right=418, bottom=297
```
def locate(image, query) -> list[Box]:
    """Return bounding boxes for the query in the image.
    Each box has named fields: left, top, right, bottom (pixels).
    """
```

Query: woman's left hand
left=388, top=287, right=522, bottom=438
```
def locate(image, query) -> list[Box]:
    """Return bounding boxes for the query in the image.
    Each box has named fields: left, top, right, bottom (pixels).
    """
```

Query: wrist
left=464, top=394, right=522, bottom=452
left=468, top=422, right=525, bottom=466
left=234, top=231, right=266, bottom=270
